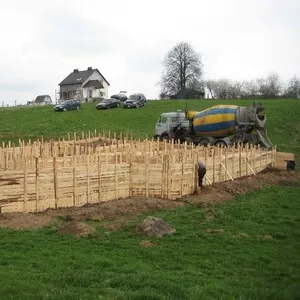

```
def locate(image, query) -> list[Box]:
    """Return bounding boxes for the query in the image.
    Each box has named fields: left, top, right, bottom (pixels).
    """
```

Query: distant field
left=0, top=99, right=299, bottom=159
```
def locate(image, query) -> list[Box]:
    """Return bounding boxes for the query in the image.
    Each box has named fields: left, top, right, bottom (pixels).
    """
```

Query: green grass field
left=0, top=99, right=299, bottom=158
left=0, top=99, right=300, bottom=299
left=0, top=187, right=299, bottom=300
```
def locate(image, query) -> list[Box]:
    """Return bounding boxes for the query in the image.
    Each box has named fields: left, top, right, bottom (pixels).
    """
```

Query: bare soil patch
left=140, top=240, right=158, bottom=248
left=58, top=221, right=96, bottom=237
left=0, top=169, right=299, bottom=230
left=0, top=213, right=53, bottom=229
left=186, top=168, right=300, bottom=207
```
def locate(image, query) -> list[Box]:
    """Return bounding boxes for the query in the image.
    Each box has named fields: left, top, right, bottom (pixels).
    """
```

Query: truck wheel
left=214, top=140, right=228, bottom=148
left=160, top=134, right=169, bottom=141
left=198, top=138, right=211, bottom=147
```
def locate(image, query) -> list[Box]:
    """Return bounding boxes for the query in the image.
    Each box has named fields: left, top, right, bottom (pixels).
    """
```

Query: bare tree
left=215, top=79, right=231, bottom=99
left=286, top=75, right=300, bottom=98
left=241, top=79, right=260, bottom=98
left=159, top=42, right=204, bottom=97
left=227, top=81, right=244, bottom=98
left=257, top=72, right=282, bottom=98
left=205, top=80, right=216, bottom=99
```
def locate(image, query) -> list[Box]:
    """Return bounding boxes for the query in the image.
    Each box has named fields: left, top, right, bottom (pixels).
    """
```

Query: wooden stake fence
left=0, top=134, right=276, bottom=213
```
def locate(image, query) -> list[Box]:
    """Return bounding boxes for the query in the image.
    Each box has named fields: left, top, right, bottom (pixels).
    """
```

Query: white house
left=27, top=95, right=52, bottom=106
left=58, top=67, right=110, bottom=102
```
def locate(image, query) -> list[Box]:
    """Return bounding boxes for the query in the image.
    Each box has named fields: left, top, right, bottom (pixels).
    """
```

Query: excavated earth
left=0, top=168, right=299, bottom=230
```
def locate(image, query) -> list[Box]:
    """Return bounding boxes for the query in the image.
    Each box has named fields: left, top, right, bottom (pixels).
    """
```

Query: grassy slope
left=0, top=186, right=299, bottom=300
left=0, top=99, right=299, bottom=299
left=0, top=99, right=299, bottom=158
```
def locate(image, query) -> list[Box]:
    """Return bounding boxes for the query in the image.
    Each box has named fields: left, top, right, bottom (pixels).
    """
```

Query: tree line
left=159, top=42, right=300, bottom=99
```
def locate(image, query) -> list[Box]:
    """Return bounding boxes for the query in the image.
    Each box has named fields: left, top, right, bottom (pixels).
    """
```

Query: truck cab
left=154, top=111, right=189, bottom=139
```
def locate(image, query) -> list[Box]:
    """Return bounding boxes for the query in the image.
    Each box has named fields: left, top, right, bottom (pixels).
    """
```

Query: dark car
left=123, top=93, right=146, bottom=108
left=96, top=98, right=120, bottom=110
left=111, top=94, right=128, bottom=101
left=54, top=100, right=81, bottom=112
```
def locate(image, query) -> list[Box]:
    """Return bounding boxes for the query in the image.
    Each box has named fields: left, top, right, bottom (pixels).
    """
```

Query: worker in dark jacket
left=197, top=161, right=207, bottom=189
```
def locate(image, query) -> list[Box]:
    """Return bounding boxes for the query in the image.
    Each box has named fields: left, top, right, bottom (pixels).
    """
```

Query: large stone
left=138, top=216, right=176, bottom=238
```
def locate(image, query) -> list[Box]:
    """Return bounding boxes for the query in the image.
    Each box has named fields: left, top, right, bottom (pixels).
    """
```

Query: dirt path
left=0, top=168, right=299, bottom=230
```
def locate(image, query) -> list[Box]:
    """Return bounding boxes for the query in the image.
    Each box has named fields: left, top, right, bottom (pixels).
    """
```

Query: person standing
left=197, top=161, right=207, bottom=189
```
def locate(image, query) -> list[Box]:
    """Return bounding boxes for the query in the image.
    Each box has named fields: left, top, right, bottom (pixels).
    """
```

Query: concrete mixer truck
left=154, top=101, right=273, bottom=149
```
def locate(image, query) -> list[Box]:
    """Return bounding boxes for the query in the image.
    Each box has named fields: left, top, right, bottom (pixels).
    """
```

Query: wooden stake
left=161, top=155, right=165, bottom=198
left=221, top=163, right=234, bottom=181
left=35, top=157, right=39, bottom=212
left=115, top=151, right=118, bottom=199
left=129, top=150, right=133, bottom=197
left=145, top=153, right=149, bottom=197
left=167, top=155, right=171, bottom=199
left=53, top=156, right=58, bottom=209
left=73, top=154, right=76, bottom=207
left=23, top=157, right=28, bottom=213
left=212, top=148, right=215, bottom=183
left=86, top=147, right=90, bottom=204
left=232, top=146, right=235, bottom=180
left=239, top=144, right=242, bottom=177
left=98, top=153, right=102, bottom=203
left=180, top=162, right=184, bottom=197
left=244, top=158, right=256, bottom=175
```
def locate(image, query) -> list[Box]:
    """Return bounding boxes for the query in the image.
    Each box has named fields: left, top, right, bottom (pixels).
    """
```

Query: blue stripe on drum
left=196, top=107, right=237, bottom=118
left=194, top=120, right=236, bottom=132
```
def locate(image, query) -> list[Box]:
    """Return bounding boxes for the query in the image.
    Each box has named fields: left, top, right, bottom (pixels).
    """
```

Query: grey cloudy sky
left=0, top=0, right=299, bottom=105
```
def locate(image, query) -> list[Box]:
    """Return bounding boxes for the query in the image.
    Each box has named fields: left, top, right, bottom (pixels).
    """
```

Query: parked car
left=123, top=93, right=146, bottom=108
left=96, top=98, right=120, bottom=110
left=54, top=100, right=81, bottom=112
left=111, top=94, right=128, bottom=101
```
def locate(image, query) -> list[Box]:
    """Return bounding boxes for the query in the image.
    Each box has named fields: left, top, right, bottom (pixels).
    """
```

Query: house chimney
left=73, top=69, right=79, bottom=73
left=87, top=66, right=92, bottom=70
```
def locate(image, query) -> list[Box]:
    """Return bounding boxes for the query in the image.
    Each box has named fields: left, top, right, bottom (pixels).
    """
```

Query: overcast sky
left=0, top=0, right=299, bottom=105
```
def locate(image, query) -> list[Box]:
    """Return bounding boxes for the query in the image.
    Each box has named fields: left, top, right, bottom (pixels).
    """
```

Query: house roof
left=35, top=95, right=52, bottom=103
left=59, top=68, right=110, bottom=86
left=83, top=80, right=104, bottom=89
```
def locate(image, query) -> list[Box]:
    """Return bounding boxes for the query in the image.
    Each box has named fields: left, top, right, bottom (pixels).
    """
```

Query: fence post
left=161, top=155, right=165, bottom=198
left=129, top=149, right=133, bottom=197
left=98, top=153, right=102, bottom=203
left=53, top=156, right=58, bottom=209
left=232, top=145, right=235, bottom=179
left=239, top=144, right=242, bottom=177
left=167, top=155, right=171, bottom=199
left=73, top=153, right=76, bottom=206
left=23, top=157, right=28, bottom=212
left=145, top=153, right=149, bottom=197
left=86, top=146, right=90, bottom=204
left=115, top=150, right=118, bottom=199
left=246, top=144, right=249, bottom=176
left=35, top=157, right=39, bottom=212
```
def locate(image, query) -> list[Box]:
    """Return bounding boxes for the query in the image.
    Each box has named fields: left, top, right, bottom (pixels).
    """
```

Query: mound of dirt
left=51, top=198, right=184, bottom=222
left=137, top=216, right=176, bottom=238
left=187, top=168, right=300, bottom=206
left=58, top=221, right=96, bottom=237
